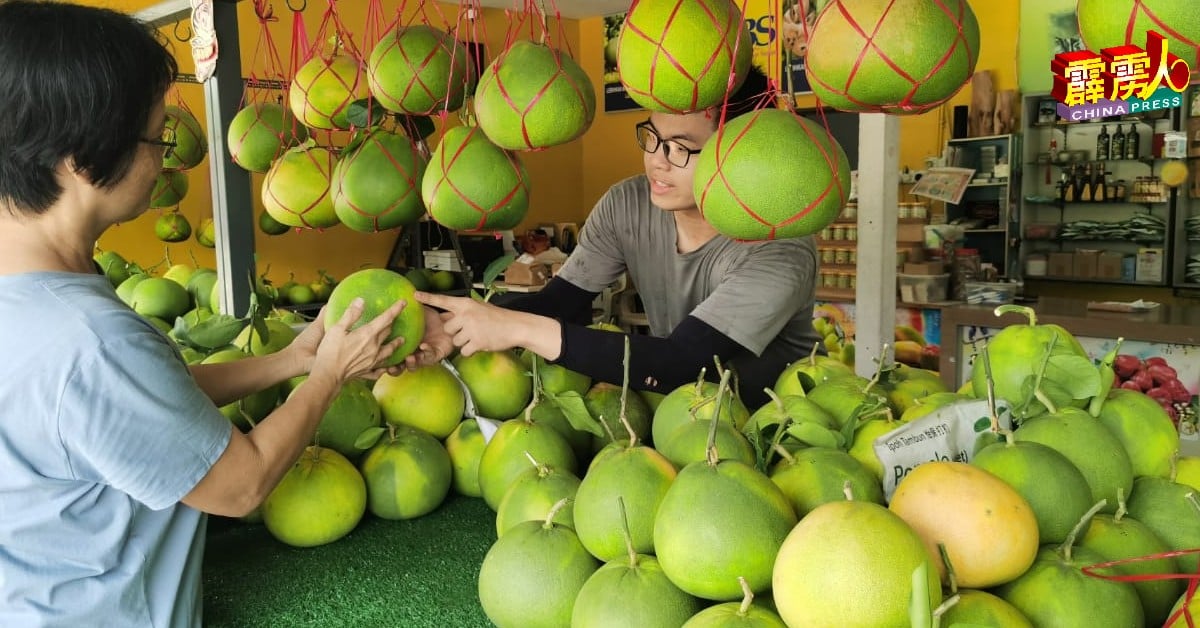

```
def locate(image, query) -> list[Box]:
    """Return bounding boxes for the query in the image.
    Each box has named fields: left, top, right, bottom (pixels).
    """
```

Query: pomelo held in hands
left=324, top=268, right=425, bottom=367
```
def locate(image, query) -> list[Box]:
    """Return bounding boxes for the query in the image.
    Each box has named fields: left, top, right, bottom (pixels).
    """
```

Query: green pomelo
left=805, top=376, right=884, bottom=428
left=571, top=554, right=703, bottom=628
left=422, top=126, right=530, bottom=231
left=202, top=349, right=280, bottom=430
left=772, top=500, right=941, bottom=627
left=309, top=378, right=381, bottom=461
left=639, top=389, right=667, bottom=413
left=1178, top=456, right=1200, bottom=491
left=772, top=355, right=855, bottom=397
left=475, top=40, right=595, bottom=150
left=262, top=145, right=339, bottom=229
left=195, top=218, right=216, bottom=248
left=367, top=24, right=471, bottom=115
left=258, top=209, right=290, bottom=235
left=899, top=392, right=973, bottom=422
left=324, top=268, right=425, bottom=367
left=150, top=170, right=188, bottom=208
left=444, top=418, right=486, bottom=497
left=331, top=128, right=427, bottom=232
left=429, top=270, right=454, bottom=292
left=848, top=417, right=908, bottom=483
left=144, top=316, right=172, bottom=333
left=261, top=446, right=366, bottom=548
left=1096, top=389, right=1181, bottom=478
left=161, top=263, right=192, bottom=288
left=359, top=424, right=452, bottom=520
left=972, top=440, right=1094, bottom=544
left=185, top=268, right=216, bottom=309
left=938, top=589, right=1032, bottom=628
left=1077, top=0, right=1199, bottom=71
left=694, top=109, right=851, bottom=241
left=234, top=318, right=297, bottom=356
left=882, top=365, right=949, bottom=415
left=658, top=419, right=755, bottom=468
left=495, top=460, right=581, bottom=537
left=994, top=545, right=1143, bottom=628
left=1126, top=476, right=1200, bottom=574
left=527, top=398, right=593, bottom=466
left=617, top=0, right=752, bottom=112
left=1080, top=510, right=1182, bottom=626
left=805, top=0, right=980, bottom=114
left=154, top=211, right=191, bottom=242
left=94, top=250, right=130, bottom=287
left=747, top=393, right=839, bottom=452
left=162, top=105, right=207, bottom=170
left=770, top=447, right=884, bottom=518
left=477, top=418, right=577, bottom=510
left=585, top=382, right=653, bottom=450
left=970, top=317, right=1090, bottom=419
left=373, top=362, right=465, bottom=439
left=289, top=53, right=366, bottom=130
left=227, top=102, right=308, bottom=173
left=574, top=444, right=677, bottom=562
left=681, top=598, right=787, bottom=628
left=654, top=459, right=797, bottom=600
left=521, top=349, right=591, bottom=397
left=402, top=268, right=430, bottom=291
left=477, top=515, right=599, bottom=628
left=1013, top=407, right=1133, bottom=514
left=286, top=284, right=316, bottom=305
left=651, top=379, right=750, bottom=449
left=130, top=277, right=190, bottom=320
left=452, top=349, right=531, bottom=420
left=116, top=273, right=150, bottom=306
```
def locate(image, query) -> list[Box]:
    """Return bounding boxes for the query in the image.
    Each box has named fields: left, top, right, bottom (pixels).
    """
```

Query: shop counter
left=939, top=297, right=1200, bottom=455
left=202, top=495, right=495, bottom=627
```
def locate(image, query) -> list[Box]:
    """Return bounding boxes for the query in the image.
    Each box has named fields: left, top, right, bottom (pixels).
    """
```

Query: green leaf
left=345, top=98, right=389, bottom=130
left=794, top=371, right=816, bottom=395
left=398, top=115, right=436, bottom=140
left=1045, top=354, right=1102, bottom=399
left=341, top=129, right=368, bottom=157
left=786, top=421, right=842, bottom=450
left=482, top=253, right=516, bottom=288
left=1038, top=379, right=1074, bottom=415
left=354, top=426, right=387, bottom=450
left=973, top=417, right=991, bottom=433
left=187, top=315, right=247, bottom=349
left=549, top=391, right=605, bottom=437
left=170, top=316, right=193, bottom=347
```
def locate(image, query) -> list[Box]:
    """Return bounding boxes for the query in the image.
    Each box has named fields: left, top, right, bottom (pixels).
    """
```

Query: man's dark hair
left=0, top=1, right=178, bottom=215
left=721, top=64, right=772, bottom=120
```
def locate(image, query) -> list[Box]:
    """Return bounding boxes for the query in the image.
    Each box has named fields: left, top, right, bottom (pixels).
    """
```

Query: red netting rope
left=1082, top=547, right=1200, bottom=627
left=805, top=0, right=976, bottom=113
left=227, top=1, right=292, bottom=169
left=292, top=0, right=366, bottom=133
left=1117, top=0, right=1199, bottom=68
left=333, top=133, right=423, bottom=232
left=430, top=127, right=527, bottom=229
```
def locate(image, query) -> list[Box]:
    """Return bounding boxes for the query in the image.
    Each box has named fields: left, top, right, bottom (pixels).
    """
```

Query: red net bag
left=150, top=171, right=190, bottom=209
left=804, top=0, right=980, bottom=115
left=423, top=125, right=530, bottom=231
left=288, top=0, right=368, bottom=130
left=365, top=0, right=475, bottom=116
left=262, top=144, right=339, bottom=229
left=162, top=87, right=208, bottom=172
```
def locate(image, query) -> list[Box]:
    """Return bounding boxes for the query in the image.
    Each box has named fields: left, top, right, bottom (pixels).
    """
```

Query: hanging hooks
left=285, top=0, right=306, bottom=12
left=173, top=20, right=192, bottom=43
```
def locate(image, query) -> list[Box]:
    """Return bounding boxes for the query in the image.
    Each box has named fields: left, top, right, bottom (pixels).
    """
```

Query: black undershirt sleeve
left=500, top=276, right=596, bottom=325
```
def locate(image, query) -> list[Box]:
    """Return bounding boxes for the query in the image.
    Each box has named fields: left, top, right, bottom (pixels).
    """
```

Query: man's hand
left=414, top=291, right=564, bottom=361
left=403, top=305, right=455, bottom=369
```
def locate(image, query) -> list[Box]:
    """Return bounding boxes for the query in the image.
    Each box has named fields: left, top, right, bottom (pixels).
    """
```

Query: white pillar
left=853, top=113, right=899, bottom=378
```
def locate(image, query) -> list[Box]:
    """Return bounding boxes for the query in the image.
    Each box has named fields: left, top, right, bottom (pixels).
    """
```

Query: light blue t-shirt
left=0, top=272, right=232, bottom=627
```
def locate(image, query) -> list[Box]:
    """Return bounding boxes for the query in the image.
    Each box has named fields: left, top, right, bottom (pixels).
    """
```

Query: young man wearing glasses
left=417, top=66, right=820, bottom=410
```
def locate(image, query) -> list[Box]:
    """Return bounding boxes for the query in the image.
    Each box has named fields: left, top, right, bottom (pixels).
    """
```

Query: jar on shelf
left=831, top=225, right=845, bottom=241
left=820, top=247, right=835, bottom=265
left=834, top=248, right=849, bottom=265
left=898, top=203, right=913, bottom=219
left=819, top=226, right=832, bottom=241
left=842, top=202, right=858, bottom=220
left=848, top=273, right=857, bottom=289
left=822, top=271, right=837, bottom=288
left=836, top=272, right=851, bottom=289
left=911, top=202, right=929, bottom=220
left=846, top=226, right=858, bottom=241
left=848, top=248, right=857, bottom=265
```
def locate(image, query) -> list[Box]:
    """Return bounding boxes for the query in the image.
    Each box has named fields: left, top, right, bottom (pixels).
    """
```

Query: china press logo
left=1051, top=30, right=1190, bottom=121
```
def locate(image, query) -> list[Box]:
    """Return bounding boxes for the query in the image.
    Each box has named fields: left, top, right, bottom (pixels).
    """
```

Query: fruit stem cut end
left=736, top=576, right=754, bottom=615
left=544, top=497, right=571, bottom=529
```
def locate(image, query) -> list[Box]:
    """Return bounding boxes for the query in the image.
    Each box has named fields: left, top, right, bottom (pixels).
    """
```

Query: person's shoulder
left=732, top=234, right=817, bottom=256
left=20, top=273, right=159, bottom=346
left=598, top=175, right=650, bottom=211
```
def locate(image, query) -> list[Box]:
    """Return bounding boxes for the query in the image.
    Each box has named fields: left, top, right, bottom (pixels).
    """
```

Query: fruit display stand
left=202, top=495, right=494, bottom=626
left=939, top=296, right=1200, bottom=455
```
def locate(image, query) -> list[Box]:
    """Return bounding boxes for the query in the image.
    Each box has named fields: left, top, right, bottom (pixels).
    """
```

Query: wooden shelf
left=815, top=287, right=856, bottom=302
left=1025, top=276, right=1167, bottom=287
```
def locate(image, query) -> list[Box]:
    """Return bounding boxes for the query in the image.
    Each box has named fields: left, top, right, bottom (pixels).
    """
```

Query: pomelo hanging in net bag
left=331, top=128, right=428, bottom=233
left=694, top=109, right=850, bottom=240
left=289, top=53, right=367, bottom=130
left=474, top=40, right=595, bottom=151
left=150, top=170, right=188, bottom=208
left=367, top=24, right=473, bottom=115
left=422, top=126, right=530, bottom=231
left=617, top=0, right=753, bottom=113
left=163, top=105, right=207, bottom=171
left=1077, top=0, right=1199, bottom=69
left=227, top=102, right=309, bottom=173
left=804, top=0, right=980, bottom=114
left=262, top=143, right=340, bottom=229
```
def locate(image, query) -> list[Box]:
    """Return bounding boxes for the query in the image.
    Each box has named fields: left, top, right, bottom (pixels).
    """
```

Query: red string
left=333, top=132, right=423, bottom=232
left=428, top=128, right=527, bottom=229
left=264, top=149, right=334, bottom=229
left=1081, top=548, right=1200, bottom=627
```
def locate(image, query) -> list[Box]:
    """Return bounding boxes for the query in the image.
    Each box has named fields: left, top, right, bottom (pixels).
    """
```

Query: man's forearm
left=189, top=349, right=306, bottom=407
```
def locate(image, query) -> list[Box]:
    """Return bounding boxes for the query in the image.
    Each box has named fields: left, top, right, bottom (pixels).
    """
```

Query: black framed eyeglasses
left=635, top=121, right=702, bottom=168
left=141, top=127, right=177, bottom=160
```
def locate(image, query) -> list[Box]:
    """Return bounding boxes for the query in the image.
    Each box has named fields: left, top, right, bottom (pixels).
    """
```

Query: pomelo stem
left=693, top=367, right=707, bottom=396
left=523, top=451, right=547, bottom=477
left=543, top=497, right=570, bottom=529
left=1034, top=389, right=1058, bottom=415
left=930, top=594, right=961, bottom=628
left=620, top=413, right=639, bottom=448
left=705, top=367, right=734, bottom=467
left=994, top=304, right=1037, bottom=326
left=938, top=543, right=958, bottom=595
left=765, top=414, right=795, bottom=469
left=617, top=496, right=637, bottom=569
left=764, top=388, right=785, bottom=413
left=1028, top=334, right=1060, bottom=416
left=772, top=443, right=795, bottom=465
left=1113, top=487, right=1127, bottom=522
left=618, top=336, right=631, bottom=442
left=862, top=344, right=889, bottom=395
left=1059, top=499, right=1107, bottom=562
left=736, top=576, right=754, bottom=615
left=979, top=344, right=1002, bottom=433
left=841, top=479, right=853, bottom=501
left=1186, top=492, right=1200, bottom=518
left=808, top=341, right=819, bottom=366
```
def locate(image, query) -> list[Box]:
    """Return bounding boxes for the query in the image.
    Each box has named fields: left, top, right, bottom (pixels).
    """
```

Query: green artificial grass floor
left=202, top=494, right=496, bottom=627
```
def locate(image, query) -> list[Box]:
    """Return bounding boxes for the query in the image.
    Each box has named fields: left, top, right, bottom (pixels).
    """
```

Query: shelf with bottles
left=1024, top=275, right=1169, bottom=287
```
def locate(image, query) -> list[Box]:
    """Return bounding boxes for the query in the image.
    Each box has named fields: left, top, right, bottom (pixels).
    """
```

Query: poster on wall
left=778, top=0, right=829, bottom=95
left=601, top=13, right=641, bottom=113
left=1017, top=0, right=1082, bottom=94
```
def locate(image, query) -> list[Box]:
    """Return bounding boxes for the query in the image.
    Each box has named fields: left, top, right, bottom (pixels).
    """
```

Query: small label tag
left=874, top=399, right=1013, bottom=500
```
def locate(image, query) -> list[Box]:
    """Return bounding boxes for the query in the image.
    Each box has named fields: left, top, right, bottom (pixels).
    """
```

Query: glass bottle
left=1110, top=124, right=1125, bottom=160
left=1096, top=124, right=1109, bottom=161
left=1093, top=162, right=1107, bottom=202
left=1080, top=163, right=1094, bottom=202
left=1125, top=123, right=1140, bottom=159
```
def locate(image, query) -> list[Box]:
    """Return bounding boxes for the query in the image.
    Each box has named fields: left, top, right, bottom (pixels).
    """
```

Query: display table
left=202, top=495, right=495, bottom=627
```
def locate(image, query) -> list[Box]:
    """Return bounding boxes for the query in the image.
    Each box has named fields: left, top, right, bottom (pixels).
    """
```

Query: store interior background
left=92, top=0, right=1189, bottom=305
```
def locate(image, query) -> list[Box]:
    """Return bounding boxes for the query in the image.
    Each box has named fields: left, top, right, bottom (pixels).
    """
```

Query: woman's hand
left=310, top=297, right=409, bottom=384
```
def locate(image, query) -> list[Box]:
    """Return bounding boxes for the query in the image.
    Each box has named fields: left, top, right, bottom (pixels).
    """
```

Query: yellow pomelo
left=452, top=349, right=532, bottom=420
left=574, top=443, right=676, bottom=562
left=653, top=459, right=797, bottom=601
left=773, top=500, right=941, bottom=627
left=1126, top=476, right=1200, bottom=574
left=1096, top=389, right=1181, bottom=478
left=261, top=446, right=366, bottom=547
left=373, top=362, right=465, bottom=439
left=939, top=589, right=1032, bottom=628
left=805, top=0, right=980, bottom=114
left=770, top=447, right=884, bottom=518
left=309, top=378, right=382, bottom=461
left=972, top=439, right=1094, bottom=544
left=847, top=417, right=906, bottom=482
left=889, top=461, right=1038, bottom=588
left=1166, top=590, right=1200, bottom=627
left=570, top=554, right=703, bottom=627
left=1177, top=456, right=1200, bottom=491
left=477, top=418, right=577, bottom=510
left=495, top=460, right=580, bottom=537
left=1013, top=407, right=1133, bottom=514
left=233, top=318, right=297, bottom=356
left=994, top=545, right=1143, bottom=628
left=359, top=425, right=452, bottom=520
left=1080, top=509, right=1183, bottom=626
left=325, top=268, right=425, bottom=367
left=262, top=144, right=339, bottom=229
left=289, top=54, right=366, bottom=130
left=444, top=418, right=486, bottom=497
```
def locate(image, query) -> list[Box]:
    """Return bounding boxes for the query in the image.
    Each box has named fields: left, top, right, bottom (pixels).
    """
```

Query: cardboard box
left=904, top=261, right=945, bottom=275
left=897, top=222, right=926, bottom=243
left=1073, top=249, right=1101, bottom=279
left=1097, top=251, right=1124, bottom=280
left=1136, top=248, right=1164, bottom=283
left=1047, top=252, right=1074, bottom=278
left=504, top=260, right=550, bottom=286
